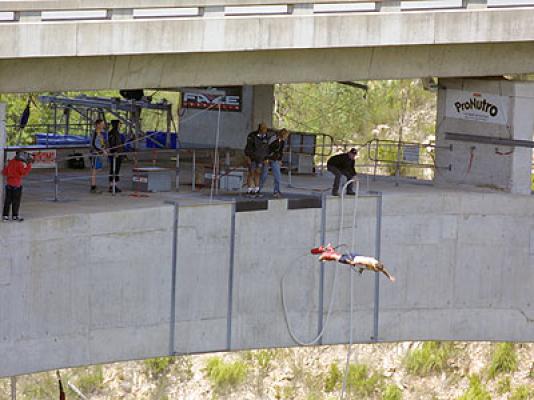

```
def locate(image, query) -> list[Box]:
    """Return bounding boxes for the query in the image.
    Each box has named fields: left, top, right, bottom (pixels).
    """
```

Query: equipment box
left=132, top=167, right=172, bottom=192
left=204, top=170, right=245, bottom=191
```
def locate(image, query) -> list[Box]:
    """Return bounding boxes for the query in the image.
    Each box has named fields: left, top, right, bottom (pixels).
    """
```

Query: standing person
left=327, top=148, right=358, bottom=196
left=260, top=128, right=289, bottom=198
left=107, top=119, right=124, bottom=193
left=90, top=119, right=108, bottom=194
left=244, top=122, right=270, bottom=197
left=2, top=151, right=32, bottom=222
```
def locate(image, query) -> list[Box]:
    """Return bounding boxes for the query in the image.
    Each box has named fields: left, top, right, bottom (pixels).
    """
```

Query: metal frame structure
left=38, top=94, right=174, bottom=148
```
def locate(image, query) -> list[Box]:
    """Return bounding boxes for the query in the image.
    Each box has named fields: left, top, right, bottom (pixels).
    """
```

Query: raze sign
left=181, top=87, right=242, bottom=112
left=6, top=149, right=56, bottom=169
left=445, top=89, right=509, bottom=125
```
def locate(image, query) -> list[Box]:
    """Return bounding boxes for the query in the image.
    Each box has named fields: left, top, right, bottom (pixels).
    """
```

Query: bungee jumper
left=311, top=244, right=395, bottom=282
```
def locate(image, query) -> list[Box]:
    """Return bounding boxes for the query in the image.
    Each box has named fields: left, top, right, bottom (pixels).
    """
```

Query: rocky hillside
left=1, top=342, right=533, bottom=399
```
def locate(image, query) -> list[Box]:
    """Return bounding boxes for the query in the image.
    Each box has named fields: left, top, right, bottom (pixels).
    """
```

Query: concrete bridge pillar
left=252, top=85, right=274, bottom=129
left=0, top=103, right=5, bottom=204
left=435, top=78, right=534, bottom=194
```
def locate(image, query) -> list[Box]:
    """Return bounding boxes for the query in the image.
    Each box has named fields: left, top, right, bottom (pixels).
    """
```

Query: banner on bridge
left=445, top=89, right=510, bottom=125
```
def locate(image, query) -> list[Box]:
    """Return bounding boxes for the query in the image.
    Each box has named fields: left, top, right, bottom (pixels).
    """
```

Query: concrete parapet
left=0, top=189, right=533, bottom=377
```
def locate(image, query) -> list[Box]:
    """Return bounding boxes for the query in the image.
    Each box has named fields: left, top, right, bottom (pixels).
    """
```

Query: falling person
left=311, top=244, right=395, bottom=282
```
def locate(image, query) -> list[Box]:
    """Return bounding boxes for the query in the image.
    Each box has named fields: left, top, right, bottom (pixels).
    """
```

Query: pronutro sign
left=445, top=89, right=509, bottom=125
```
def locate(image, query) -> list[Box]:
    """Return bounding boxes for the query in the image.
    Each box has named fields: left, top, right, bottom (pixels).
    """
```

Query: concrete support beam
left=377, top=0, right=401, bottom=11
left=252, top=85, right=274, bottom=128
left=462, top=0, right=488, bottom=9
left=0, top=104, right=5, bottom=206
left=108, top=8, right=134, bottom=20
left=290, top=3, right=314, bottom=15
left=5, top=42, right=534, bottom=93
left=202, top=6, right=225, bottom=17
left=16, top=11, right=41, bottom=21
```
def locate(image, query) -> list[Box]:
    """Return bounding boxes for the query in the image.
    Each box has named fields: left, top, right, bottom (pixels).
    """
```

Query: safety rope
left=280, top=178, right=360, bottom=348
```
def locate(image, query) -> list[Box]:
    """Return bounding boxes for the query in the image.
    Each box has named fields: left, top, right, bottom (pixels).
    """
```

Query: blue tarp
left=35, top=133, right=91, bottom=146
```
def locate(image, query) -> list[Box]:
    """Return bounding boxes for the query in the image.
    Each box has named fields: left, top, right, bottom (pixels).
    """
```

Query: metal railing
left=0, top=0, right=528, bottom=22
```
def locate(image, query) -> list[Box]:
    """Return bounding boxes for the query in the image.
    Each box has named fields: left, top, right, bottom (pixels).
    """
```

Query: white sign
left=445, top=89, right=509, bottom=125
left=7, top=149, right=56, bottom=169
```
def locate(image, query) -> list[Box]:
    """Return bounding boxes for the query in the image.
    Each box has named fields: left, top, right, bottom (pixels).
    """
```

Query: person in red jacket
left=2, top=151, right=33, bottom=222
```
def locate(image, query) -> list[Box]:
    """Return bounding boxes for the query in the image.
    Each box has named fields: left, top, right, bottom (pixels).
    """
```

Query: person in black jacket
left=260, top=128, right=289, bottom=198
left=107, top=119, right=124, bottom=193
left=327, top=148, right=358, bottom=196
left=244, top=123, right=271, bottom=196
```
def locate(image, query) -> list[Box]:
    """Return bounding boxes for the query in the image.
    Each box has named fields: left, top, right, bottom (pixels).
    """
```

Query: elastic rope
left=281, top=178, right=359, bottom=347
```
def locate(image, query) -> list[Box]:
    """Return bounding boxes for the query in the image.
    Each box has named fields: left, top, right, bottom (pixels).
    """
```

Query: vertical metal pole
left=175, top=150, right=180, bottom=192
left=169, top=203, right=179, bottom=356
left=112, top=155, right=116, bottom=196
left=10, top=376, right=16, bottom=400
left=317, top=192, right=327, bottom=344
left=192, top=150, right=196, bottom=191
left=288, top=145, right=293, bottom=188
left=226, top=202, right=236, bottom=350
left=372, top=192, right=382, bottom=341
left=54, top=161, right=59, bottom=202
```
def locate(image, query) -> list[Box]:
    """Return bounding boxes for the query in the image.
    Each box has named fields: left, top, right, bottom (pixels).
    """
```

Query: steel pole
left=54, top=161, right=59, bottom=202
left=226, top=202, right=236, bottom=350
left=10, top=377, right=16, bottom=400
left=169, top=203, right=179, bottom=355
left=317, top=192, right=327, bottom=343
left=372, top=192, right=383, bottom=341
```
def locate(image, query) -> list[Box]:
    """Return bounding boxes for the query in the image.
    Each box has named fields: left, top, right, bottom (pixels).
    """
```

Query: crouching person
left=2, top=151, right=33, bottom=222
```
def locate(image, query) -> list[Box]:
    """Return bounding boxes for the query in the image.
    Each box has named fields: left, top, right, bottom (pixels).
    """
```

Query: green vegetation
left=497, top=376, right=512, bottom=395
left=487, top=343, right=518, bottom=379
left=404, top=341, right=455, bottom=376
left=204, top=357, right=248, bottom=395
left=382, top=384, right=403, bottom=400
left=345, top=363, right=383, bottom=398
left=324, top=363, right=342, bottom=392
left=510, top=385, right=534, bottom=400
left=75, top=365, right=104, bottom=395
left=144, top=357, right=174, bottom=378
left=275, top=81, right=435, bottom=143
left=457, top=375, right=491, bottom=400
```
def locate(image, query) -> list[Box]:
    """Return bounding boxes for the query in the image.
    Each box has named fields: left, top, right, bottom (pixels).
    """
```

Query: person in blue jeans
left=260, top=129, right=289, bottom=198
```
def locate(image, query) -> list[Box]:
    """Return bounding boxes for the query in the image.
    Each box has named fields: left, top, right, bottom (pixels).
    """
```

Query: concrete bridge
left=2, top=0, right=534, bottom=91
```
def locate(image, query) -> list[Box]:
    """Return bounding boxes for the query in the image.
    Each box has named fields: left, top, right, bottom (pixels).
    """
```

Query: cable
left=340, top=179, right=360, bottom=400
left=281, top=178, right=359, bottom=346
left=210, top=104, right=222, bottom=202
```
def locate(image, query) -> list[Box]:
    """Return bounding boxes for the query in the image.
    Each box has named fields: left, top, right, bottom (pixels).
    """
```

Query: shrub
left=76, top=366, right=104, bottom=395
left=204, top=357, right=248, bottom=395
left=144, top=357, right=174, bottom=378
left=457, top=375, right=491, bottom=400
left=382, top=384, right=403, bottom=400
left=404, top=341, right=454, bottom=376
left=487, top=343, right=518, bottom=379
left=345, top=363, right=383, bottom=398
left=510, top=385, right=533, bottom=400
left=174, top=355, right=194, bottom=383
left=496, top=376, right=511, bottom=395
left=324, top=363, right=342, bottom=393
left=255, top=349, right=276, bottom=372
